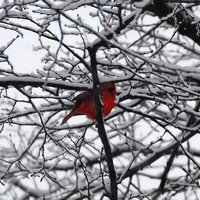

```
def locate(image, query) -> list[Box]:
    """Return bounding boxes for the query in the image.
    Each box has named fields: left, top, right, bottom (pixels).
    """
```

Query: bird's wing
left=74, top=91, right=93, bottom=101
left=73, top=91, right=93, bottom=107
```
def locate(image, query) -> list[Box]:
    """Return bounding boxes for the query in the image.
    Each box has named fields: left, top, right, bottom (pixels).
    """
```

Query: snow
left=1, top=1, right=200, bottom=199
left=134, top=0, right=151, bottom=8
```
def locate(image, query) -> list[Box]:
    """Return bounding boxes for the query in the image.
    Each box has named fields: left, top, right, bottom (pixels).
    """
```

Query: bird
left=61, top=82, right=117, bottom=124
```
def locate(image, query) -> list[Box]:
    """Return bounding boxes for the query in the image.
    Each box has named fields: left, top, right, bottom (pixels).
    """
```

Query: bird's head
left=100, top=82, right=118, bottom=95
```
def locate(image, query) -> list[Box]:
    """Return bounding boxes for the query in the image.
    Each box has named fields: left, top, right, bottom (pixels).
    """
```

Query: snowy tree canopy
left=1, top=0, right=200, bottom=199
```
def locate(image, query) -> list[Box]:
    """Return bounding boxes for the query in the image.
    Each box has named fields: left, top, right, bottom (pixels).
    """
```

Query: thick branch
left=148, top=0, right=200, bottom=46
left=0, top=76, right=89, bottom=90
left=88, top=47, right=118, bottom=200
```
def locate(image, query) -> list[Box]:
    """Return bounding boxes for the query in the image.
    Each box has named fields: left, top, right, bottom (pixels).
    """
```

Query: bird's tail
left=61, top=110, right=80, bottom=124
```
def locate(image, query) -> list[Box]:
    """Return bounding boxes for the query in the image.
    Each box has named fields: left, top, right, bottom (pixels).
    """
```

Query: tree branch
left=0, top=76, right=89, bottom=90
left=88, top=46, right=118, bottom=199
left=147, top=0, right=200, bottom=46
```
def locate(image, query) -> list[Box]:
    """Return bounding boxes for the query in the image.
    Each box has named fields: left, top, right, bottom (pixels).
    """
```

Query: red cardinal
left=62, top=82, right=117, bottom=124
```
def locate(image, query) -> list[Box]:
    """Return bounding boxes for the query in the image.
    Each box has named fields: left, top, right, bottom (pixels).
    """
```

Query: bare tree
left=1, top=0, right=200, bottom=199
